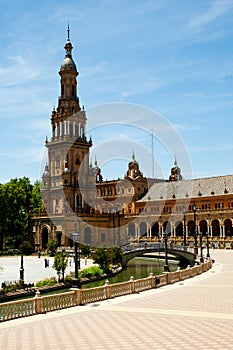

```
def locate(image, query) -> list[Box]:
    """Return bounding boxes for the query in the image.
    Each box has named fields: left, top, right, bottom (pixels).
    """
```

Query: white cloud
left=186, top=0, right=233, bottom=33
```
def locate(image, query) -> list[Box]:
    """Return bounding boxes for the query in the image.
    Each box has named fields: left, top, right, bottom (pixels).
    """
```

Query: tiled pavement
left=1, top=249, right=233, bottom=349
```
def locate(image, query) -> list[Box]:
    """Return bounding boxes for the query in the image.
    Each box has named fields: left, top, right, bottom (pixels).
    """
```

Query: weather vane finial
left=67, top=22, right=70, bottom=40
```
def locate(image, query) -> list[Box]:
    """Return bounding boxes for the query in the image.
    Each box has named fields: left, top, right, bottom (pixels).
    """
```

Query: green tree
left=47, top=238, right=58, bottom=256
left=0, top=177, right=32, bottom=250
left=81, top=244, right=91, bottom=257
left=53, top=251, right=68, bottom=282
left=108, top=247, right=123, bottom=266
left=31, top=180, right=42, bottom=215
left=0, top=177, right=42, bottom=252
left=92, top=248, right=111, bottom=273
left=21, top=240, right=33, bottom=255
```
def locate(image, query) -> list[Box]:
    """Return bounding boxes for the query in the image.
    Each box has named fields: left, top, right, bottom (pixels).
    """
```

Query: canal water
left=83, top=257, right=180, bottom=288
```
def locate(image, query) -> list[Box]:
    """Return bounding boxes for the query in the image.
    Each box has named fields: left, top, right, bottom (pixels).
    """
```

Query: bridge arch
left=122, top=243, right=196, bottom=267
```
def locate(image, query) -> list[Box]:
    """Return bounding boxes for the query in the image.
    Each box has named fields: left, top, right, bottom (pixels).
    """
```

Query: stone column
left=223, top=224, right=225, bottom=237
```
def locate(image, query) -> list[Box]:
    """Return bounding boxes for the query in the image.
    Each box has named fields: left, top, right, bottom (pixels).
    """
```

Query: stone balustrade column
left=130, top=276, right=135, bottom=293
left=34, top=290, right=42, bottom=314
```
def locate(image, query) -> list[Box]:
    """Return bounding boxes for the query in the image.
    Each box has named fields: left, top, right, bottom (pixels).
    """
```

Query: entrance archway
left=42, top=227, right=49, bottom=250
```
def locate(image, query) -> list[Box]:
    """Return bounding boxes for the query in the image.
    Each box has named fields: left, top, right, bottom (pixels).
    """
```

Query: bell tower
left=42, top=26, right=94, bottom=223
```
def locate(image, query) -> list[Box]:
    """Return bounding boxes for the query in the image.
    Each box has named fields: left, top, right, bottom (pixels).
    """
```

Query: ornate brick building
left=31, top=28, right=233, bottom=251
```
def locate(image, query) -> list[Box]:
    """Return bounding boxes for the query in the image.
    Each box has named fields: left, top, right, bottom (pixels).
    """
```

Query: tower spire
left=67, top=22, right=70, bottom=40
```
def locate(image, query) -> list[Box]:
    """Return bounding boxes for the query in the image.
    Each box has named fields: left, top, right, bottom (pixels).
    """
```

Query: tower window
left=71, top=85, right=75, bottom=97
left=61, top=84, right=64, bottom=96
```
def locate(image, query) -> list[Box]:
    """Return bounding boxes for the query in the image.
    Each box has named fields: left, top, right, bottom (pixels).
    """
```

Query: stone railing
left=0, top=259, right=212, bottom=322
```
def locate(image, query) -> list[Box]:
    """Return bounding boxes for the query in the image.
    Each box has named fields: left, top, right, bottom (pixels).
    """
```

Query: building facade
left=31, top=28, right=233, bottom=251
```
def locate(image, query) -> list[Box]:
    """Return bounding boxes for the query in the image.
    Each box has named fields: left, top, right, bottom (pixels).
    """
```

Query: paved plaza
left=1, top=249, right=233, bottom=349
left=0, top=255, right=93, bottom=286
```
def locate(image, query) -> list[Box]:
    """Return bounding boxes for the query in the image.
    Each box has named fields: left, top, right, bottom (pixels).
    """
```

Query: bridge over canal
left=121, top=242, right=196, bottom=267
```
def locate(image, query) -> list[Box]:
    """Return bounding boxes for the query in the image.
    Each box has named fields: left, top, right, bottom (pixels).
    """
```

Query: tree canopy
left=0, top=177, right=42, bottom=251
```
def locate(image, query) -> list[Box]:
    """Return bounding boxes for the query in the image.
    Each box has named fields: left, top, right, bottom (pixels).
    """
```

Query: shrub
left=64, top=275, right=73, bottom=283
left=79, top=266, right=103, bottom=278
left=35, top=277, right=58, bottom=287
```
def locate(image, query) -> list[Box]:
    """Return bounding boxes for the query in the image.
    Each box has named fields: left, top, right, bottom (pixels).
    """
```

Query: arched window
left=71, top=85, right=75, bottom=96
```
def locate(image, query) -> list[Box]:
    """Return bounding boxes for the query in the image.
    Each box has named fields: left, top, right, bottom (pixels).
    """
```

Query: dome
left=128, top=159, right=139, bottom=168
left=60, top=57, right=77, bottom=71
left=128, top=151, right=138, bottom=168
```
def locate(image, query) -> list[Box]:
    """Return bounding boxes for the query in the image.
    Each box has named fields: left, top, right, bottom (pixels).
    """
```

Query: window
left=71, top=85, right=75, bottom=97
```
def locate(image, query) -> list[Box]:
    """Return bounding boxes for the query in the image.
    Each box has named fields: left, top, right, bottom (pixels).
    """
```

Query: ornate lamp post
left=36, top=219, right=41, bottom=258
left=72, top=231, right=81, bottom=288
left=182, top=205, right=187, bottom=246
left=206, top=217, right=211, bottom=258
left=116, top=204, right=121, bottom=247
left=192, top=203, right=198, bottom=255
left=163, top=232, right=170, bottom=272
left=20, top=209, right=25, bottom=284
left=199, top=232, right=204, bottom=263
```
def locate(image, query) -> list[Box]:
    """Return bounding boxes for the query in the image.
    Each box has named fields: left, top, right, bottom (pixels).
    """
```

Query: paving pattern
left=1, top=249, right=233, bottom=349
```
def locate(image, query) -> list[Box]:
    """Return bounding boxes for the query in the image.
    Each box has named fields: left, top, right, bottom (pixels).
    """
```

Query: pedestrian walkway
left=0, top=256, right=93, bottom=286
left=1, top=249, right=233, bottom=349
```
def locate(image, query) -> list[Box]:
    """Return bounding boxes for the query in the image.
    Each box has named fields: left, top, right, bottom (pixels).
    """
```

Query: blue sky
left=1, top=0, right=233, bottom=183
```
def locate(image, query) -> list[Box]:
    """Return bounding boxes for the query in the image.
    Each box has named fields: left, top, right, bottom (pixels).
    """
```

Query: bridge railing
left=0, top=259, right=212, bottom=322
left=121, top=242, right=195, bottom=254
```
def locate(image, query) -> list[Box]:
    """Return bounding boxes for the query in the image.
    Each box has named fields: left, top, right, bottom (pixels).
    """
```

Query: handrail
left=0, top=259, right=212, bottom=322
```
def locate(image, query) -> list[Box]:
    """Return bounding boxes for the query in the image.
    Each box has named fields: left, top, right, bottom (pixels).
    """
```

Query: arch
left=163, top=221, right=171, bottom=235
left=187, top=220, right=195, bottom=236
left=42, top=226, right=49, bottom=250
left=128, top=222, right=136, bottom=238
left=212, top=219, right=220, bottom=236
left=224, top=219, right=232, bottom=236
left=56, top=232, right=62, bottom=247
left=84, top=227, right=92, bottom=246
left=200, top=220, right=208, bottom=235
left=151, top=222, right=159, bottom=237
left=122, top=244, right=196, bottom=267
left=175, top=221, right=183, bottom=237
left=139, top=222, right=147, bottom=237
